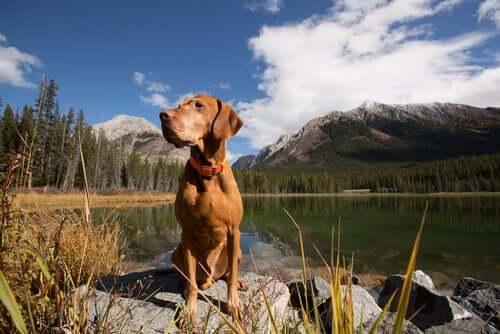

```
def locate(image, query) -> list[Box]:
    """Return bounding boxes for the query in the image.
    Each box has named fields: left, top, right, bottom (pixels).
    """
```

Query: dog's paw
left=177, top=302, right=197, bottom=330
left=227, top=294, right=243, bottom=322
left=237, top=279, right=248, bottom=291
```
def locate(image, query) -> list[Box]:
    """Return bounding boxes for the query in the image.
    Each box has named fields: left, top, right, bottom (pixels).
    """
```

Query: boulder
left=424, top=314, right=499, bottom=334
left=452, top=277, right=500, bottom=330
left=363, top=312, right=423, bottom=334
left=322, top=285, right=382, bottom=331
left=76, top=270, right=290, bottom=333
left=378, top=271, right=472, bottom=330
left=288, top=275, right=330, bottom=308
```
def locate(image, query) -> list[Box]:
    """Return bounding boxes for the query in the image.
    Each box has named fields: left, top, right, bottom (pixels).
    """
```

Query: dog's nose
left=159, top=111, right=170, bottom=122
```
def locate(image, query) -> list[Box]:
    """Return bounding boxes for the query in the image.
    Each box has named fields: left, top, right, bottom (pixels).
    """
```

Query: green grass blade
left=0, top=270, right=28, bottom=334
left=391, top=202, right=428, bottom=334
left=25, top=249, right=53, bottom=282
left=369, top=290, right=397, bottom=334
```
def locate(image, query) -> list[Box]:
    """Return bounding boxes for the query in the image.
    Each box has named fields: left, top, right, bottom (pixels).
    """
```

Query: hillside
left=234, top=101, right=500, bottom=170
left=93, top=115, right=189, bottom=163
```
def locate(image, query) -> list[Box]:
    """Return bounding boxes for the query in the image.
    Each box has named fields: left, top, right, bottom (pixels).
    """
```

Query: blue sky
left=1, top=0, right=500, bottom=160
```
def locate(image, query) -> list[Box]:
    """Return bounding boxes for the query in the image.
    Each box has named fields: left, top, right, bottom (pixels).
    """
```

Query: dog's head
left=159, top=95, right=243, bottom=148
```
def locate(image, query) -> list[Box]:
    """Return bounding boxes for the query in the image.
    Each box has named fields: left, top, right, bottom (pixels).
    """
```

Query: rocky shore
left=76, top=269, right=499, bottom=333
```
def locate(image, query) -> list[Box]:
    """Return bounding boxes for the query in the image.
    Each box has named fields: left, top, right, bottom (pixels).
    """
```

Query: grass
left=1, top=152, right=125, bottom=333
left=1, top=151, right=429, bottom=333
left=14, top=191, right=176, bottom=209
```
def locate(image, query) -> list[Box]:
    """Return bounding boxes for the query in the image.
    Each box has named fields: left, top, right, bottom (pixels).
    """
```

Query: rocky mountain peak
left=93, top=114, right=161, bottom=141
left=92, top=114, right=189, bottom=164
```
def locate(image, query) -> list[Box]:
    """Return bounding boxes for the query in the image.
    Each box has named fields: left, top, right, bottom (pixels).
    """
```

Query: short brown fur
left=159, top=95, right=244, bottom=324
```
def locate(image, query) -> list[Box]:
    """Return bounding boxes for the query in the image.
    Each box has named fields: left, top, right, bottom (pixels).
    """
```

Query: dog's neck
left=189, top=138, right=227, bottom=178
left=191, top=137, right=226, bottom=165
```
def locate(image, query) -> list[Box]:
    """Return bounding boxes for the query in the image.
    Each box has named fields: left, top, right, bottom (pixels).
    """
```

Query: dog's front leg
left=182, top=234, right=198, bottom=325
left=227, top=227, right=243, bottom=321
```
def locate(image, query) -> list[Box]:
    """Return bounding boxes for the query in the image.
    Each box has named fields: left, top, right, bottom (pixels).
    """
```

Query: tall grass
left=0, top=136, right=428, bottom=333
left=0, top=149, right=124, bottom=333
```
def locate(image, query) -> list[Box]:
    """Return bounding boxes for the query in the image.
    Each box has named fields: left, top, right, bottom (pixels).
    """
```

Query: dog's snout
left=159, top=111, right=170, bottom=122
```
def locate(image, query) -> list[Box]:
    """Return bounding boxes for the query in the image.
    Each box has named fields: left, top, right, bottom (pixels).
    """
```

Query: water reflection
left=93, top=195, right=500, bottom=287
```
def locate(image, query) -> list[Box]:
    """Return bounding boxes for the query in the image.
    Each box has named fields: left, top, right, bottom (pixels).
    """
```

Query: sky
left=1, top=0, right=500, bottom=161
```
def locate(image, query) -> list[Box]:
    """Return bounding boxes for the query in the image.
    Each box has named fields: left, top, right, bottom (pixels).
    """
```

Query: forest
left=0, top=77, right=183, bottom=192
left=234, top=153, right=500, bottom=193
left=1, top=77, right=499, bottom=194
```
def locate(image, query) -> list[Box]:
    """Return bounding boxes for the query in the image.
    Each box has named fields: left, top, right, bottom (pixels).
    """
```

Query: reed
left=0, top=149, right=428, bottom=333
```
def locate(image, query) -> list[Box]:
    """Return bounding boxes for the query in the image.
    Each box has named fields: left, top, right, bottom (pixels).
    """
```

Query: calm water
left=93, top=195, right=500, bottom=287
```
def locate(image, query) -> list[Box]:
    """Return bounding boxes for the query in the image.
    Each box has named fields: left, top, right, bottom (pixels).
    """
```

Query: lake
left=93, top=195, right=500, bottom=288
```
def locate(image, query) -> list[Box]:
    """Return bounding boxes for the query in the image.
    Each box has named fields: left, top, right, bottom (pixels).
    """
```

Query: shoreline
left=13, top=190, right=500, bottom=209
left=14, top=191, right=176, bottom=209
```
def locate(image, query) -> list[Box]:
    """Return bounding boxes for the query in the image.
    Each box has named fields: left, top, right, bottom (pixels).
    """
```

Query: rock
left=424, top=314, right=499, bottom=334
left=452, top=277, right=500, bottom=330
left=76, top=270, right=290, bottom=333
left=413, top=270, right=435, bottom=290
left=363, top=312, right=423, bottom=334
left=288, top=276, right=330, bottom=308
left=322, top=285, right=382, bottom=331
left=341, top=274, right=362, bottom=286
left=378, top=271, right=472, bottom=330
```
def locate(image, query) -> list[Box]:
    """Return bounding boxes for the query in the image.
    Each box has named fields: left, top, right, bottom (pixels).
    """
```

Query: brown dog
left=159, top=95, right=245, bottom=325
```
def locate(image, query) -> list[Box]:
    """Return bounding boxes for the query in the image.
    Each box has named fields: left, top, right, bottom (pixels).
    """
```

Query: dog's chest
left=176, top=185, right=241, bottom=229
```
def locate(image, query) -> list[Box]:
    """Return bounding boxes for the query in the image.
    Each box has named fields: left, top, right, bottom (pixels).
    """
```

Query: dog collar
left=189, top=157, right=224, bottom=177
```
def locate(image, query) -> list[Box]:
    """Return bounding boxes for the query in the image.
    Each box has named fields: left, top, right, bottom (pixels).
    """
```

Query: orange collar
left=189, top=156, right=224, bottom=177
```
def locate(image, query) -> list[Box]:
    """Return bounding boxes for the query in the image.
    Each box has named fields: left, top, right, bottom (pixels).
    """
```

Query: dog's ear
left=213, top=99, right=243, bottom=140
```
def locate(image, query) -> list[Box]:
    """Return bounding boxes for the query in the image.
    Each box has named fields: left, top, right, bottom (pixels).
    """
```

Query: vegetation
left=0, top=152, right=429, bottom=333
left=235, top=153, right=500, bottom=193
left=0, top=77, right=182, bottom=192
left=0, top=153, right=124, bottom=332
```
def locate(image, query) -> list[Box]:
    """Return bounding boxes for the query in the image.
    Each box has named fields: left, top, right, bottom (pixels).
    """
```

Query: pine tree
left=1, top=105, right=18, bottom=155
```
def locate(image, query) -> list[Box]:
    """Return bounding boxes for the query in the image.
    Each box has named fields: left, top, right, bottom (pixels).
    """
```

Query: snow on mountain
left=92, top=114, right=189, bottom=164
left=233, top=101, right=500, bottom=169
left=93, top=115, right=162, bottom=141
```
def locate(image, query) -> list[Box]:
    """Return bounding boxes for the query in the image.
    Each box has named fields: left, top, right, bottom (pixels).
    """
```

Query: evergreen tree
left=1, top=105, right=18, bottom=154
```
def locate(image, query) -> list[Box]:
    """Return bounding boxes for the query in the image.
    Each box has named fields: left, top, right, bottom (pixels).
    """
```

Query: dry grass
left=0, top=154, right=125, bottom=333
left=14, top=191, right=176, bottom=209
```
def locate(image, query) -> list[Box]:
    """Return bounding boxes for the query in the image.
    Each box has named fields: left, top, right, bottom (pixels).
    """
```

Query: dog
left=159, top=95, right=245, bottom=325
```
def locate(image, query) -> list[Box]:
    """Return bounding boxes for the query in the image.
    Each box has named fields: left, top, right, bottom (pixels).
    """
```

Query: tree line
left=234, top=153, right=500, bottom=193
left=2, top=77, right=498, bottom=194
left=0, top=77, right=183, bottom=192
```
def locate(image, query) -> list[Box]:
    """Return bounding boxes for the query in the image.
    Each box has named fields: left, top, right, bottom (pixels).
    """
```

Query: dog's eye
left=194, top=101, right=204, bottom=109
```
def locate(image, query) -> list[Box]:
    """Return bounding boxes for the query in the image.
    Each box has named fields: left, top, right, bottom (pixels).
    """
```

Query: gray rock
left=76, top=270, right=290, bottom=333
left=322, top=285, right=382, bottom=331
left=378, top=271, right=472, bottom=330
left=364, top=312, right=423, bottom=334
left=452, top=277, right=500, bottom=330
left=288, top=276, right=330, bottom=308
left=424, top=314, right=499, bottom=334
left=413, top=270, right=435, bottom=290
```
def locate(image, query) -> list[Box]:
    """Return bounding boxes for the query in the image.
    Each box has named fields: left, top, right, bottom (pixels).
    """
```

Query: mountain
left=234, top=101, right=500, bottom=169
left=93, top=115, right=189, bottom=163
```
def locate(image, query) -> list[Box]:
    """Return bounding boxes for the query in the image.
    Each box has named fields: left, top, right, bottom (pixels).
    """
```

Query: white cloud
left=245, top=0, right=282, bottom=14
left=218, top=82, right=231, bottom=90
left=146, top=81, right=170, bottom=93
left=133, top=71, right=170, bottom=92
left=478, top=0, right=500, bottom=27
left=139, top=93, right=169, bottom=109
left=133, top=71, right=145, bottom=85
left=0, top=33, right=42, bottom=88
left=239, top=0, right=500, bottom=148
left=133, top=72, right=173, bottom=108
